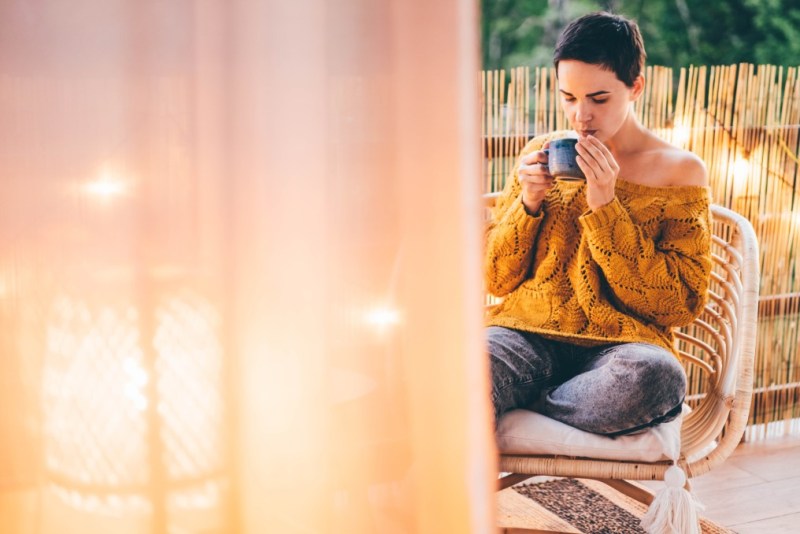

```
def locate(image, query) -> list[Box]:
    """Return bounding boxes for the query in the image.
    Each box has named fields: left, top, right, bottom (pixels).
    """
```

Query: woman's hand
left=576, top=135, right=619, bottom=211
left=517, top=142, right=555, bottom=215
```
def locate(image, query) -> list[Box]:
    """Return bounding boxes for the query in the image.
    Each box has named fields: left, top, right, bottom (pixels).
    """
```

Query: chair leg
left=498, top=473, right=534, bottom=490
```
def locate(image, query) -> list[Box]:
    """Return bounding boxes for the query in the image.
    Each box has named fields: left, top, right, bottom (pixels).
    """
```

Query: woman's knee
left=606, top=343, right=686, bottom=432
left=547, top=343, right=687, bottom=435
left=626, top=343, right=687, bottom=402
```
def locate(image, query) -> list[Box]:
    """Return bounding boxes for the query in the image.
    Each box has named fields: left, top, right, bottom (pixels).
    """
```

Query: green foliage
left=482, top=0, right=800, bottom=70
left=745, top=0, right=800, bottom=65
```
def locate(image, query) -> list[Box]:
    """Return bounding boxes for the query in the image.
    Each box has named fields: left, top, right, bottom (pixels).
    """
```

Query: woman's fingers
left=575, top=139, right=606, bottom=171
left=520, top=148, right=548, bottom=166
left=577, top=135, right=619, bottom=211
left=518, top=149, right=554, bottom=208
left=519, top=149, right=552, bottom=182
left=576, top=155, right=596, bottom=180
left=519, top=169, right=554, bottom=189
left=576, top=135, right=619, bottom=181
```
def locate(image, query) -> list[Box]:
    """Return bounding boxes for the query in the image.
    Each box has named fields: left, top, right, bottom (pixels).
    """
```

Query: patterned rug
left=498, top=477, right=735, bottom=534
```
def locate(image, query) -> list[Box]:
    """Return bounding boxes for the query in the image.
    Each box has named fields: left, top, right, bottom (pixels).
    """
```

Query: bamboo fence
left=481, top=64, right=800, bottom=440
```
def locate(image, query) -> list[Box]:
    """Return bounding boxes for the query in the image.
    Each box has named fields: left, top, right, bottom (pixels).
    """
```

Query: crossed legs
left=488, top=326, right=686, bottom=435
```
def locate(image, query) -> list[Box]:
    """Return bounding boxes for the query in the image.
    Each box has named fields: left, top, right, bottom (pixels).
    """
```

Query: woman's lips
left=579, top=129, right=597, bottom=137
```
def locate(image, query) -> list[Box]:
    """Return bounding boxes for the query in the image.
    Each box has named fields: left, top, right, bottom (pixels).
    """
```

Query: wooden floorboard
left=729, top=511, right=800, bottom=533
left=641, top=435, right=800, bottom=533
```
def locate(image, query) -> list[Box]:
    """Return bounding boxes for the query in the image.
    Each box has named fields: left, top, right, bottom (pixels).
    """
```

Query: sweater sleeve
left=484, top=137, right=549, bottom=297
left=579, top=193, right=712, bottom=328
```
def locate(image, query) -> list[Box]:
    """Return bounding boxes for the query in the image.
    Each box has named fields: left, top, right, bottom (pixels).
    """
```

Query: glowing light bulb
left=792, top=212, right=800, bottom=233
left=733, top=156, right=751, bottom=197
left=84, top=164, right=130, bottom=200
left=364, top=306, right=401, bottom=331
left=672, top=123, right=691, bottom=147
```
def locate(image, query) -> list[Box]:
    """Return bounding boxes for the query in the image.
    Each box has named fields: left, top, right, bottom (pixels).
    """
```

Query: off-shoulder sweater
left=485, top=133, right=713, bottom=353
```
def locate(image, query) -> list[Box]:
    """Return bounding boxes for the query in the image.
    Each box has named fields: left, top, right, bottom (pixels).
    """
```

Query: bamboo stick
left=485, top=71, right=491, bottom=193
left=515, top=67, right=522, bottom=157
left=538, top=67, right=547, bottom=136
left=525, top=67, right=530, bottom=140
left=674, top=67, right=687, bottom=144
left=502, top=69, right=510, bottom=191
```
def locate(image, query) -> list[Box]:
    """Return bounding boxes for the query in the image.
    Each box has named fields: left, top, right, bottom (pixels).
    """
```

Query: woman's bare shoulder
left=665, top=147, right=708, bottom=187
left=639, top=138, right=708, bottom=187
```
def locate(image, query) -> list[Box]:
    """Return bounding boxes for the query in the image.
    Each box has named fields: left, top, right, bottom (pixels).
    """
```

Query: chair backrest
left=677, top=204, right=759, bottom=475
left=484, top=194, right=760, bottom=475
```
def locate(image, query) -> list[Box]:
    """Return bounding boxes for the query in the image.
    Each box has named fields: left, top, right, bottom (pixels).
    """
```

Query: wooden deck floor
left=498, top=435, right=800, bottom=533
left=641, top=435, right=800, bottom=533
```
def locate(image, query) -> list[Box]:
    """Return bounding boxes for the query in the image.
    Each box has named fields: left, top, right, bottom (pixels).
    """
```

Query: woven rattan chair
left=485, top=193, right=760, bottom=530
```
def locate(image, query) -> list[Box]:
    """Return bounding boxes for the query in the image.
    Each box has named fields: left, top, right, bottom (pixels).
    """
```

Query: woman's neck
left=605, top=110, right=650, bottom=157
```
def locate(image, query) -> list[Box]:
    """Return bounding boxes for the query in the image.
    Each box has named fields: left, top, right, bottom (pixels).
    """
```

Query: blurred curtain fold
left=0, top=0, right=494, bottom=532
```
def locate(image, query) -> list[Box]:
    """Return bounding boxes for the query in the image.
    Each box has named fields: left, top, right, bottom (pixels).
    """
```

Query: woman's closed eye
left=562, top=96, right=609, bottom=104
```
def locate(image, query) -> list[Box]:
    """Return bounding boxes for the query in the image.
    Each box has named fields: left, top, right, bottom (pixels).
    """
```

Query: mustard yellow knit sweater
left=485, top=134, right=713, bottom=353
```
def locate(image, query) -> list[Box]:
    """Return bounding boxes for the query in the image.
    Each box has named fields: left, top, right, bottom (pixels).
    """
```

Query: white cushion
left=496, top=405, right=687, bottom=463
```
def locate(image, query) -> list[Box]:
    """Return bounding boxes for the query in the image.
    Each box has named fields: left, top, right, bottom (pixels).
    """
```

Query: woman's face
left=556, top=60, right=643, bottom=142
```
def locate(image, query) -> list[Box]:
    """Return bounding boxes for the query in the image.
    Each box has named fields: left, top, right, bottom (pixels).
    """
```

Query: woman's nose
left=575, top=102, right=592, bottom=122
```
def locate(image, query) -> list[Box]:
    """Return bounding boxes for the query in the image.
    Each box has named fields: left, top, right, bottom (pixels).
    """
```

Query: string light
left=364, top=306, right=401, bottom=331
left=671, top=121, right=691, bottom=147
left=733, top=155, right=752, bottom=197
left=83, top=164, right=131, bottom=200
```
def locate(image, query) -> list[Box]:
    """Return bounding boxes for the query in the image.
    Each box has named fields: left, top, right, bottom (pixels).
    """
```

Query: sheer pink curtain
left=0, top=1, right=494, bottom=532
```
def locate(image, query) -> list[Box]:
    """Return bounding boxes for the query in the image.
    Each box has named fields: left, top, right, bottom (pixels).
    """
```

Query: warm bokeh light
left=83, top=165, right=131, bottom=200
left=733, top=155, right=752, bottom=197
left=43, top=297, right=149, bottom=511
left=42, top=292, right=224, bottom=518
left=364, top=306, right=402, bottom=331
left=671, top=123, right=691, bottom=147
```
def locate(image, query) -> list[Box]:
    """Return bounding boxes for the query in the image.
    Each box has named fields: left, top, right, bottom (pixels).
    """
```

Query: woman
left=486, top=12, right=712, bottom=435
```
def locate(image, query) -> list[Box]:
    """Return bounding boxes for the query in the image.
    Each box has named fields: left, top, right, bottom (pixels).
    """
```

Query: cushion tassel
left=640, top=464, right=704, bottom=534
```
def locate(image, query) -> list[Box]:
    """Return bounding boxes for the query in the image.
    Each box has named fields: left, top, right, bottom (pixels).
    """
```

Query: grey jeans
left=488, top=326, right=686, bottom=436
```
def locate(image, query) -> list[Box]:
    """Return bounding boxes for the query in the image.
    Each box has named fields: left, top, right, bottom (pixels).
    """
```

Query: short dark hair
left=553, top=12, right=646, bottom=87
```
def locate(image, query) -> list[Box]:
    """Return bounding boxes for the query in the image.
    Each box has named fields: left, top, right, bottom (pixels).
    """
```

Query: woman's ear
left=630, top=75, right=645, bottom=101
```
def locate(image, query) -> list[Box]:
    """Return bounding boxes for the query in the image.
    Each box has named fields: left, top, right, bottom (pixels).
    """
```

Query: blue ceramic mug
left=545, top=138, right=585, bottom=181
